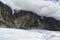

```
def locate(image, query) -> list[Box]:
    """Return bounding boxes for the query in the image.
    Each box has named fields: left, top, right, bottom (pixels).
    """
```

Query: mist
left=0, top=0, right=60, bottom=20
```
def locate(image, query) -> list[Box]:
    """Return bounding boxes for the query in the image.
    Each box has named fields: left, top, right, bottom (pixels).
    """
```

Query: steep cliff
left=0, top=1, right=16, bottom=28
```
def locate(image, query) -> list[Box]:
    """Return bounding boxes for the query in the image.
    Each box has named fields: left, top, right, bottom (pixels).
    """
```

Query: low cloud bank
left=0, top=0, right=60, bottom=20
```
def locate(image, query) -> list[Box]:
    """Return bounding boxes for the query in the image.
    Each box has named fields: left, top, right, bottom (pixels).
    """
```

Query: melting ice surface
left=0, top=28, right=60, bottom=40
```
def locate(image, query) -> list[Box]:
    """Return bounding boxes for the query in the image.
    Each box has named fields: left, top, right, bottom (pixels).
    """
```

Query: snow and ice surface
left=0, top=28, right=60, bottom=40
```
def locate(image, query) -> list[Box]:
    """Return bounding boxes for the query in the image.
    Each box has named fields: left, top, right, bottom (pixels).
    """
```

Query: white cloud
left=0, top=0, right=60, bottom=20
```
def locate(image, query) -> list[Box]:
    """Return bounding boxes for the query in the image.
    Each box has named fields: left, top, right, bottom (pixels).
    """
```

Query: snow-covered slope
left=0, top=28, right=44, bottom=40
left=0, top=28, right=60, bottom=40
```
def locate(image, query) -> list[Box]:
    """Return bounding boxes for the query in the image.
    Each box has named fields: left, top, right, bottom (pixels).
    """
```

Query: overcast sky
left=0, top=0, right=60, bottom=20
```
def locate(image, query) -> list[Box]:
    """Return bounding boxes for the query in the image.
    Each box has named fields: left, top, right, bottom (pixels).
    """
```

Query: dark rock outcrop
left=13, top=10, right=45, bottom=29
left=0, top=1, right=16, bottom=28
left=13, top=10, right=60, bottom=31
left=42, top=17, right=60, bottom=31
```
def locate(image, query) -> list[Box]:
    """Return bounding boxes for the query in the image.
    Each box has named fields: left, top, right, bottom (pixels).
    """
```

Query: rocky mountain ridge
left=0, top=1, right=60, bottom=31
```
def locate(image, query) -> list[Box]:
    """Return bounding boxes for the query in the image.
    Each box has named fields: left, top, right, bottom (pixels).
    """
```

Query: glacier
left=0, top=28, right=60, bottom=40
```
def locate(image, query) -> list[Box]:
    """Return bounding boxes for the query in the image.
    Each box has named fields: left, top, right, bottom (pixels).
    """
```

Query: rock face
left=0, top=1, right=45, bottom=29
left=41, top=17, right=60, bottom=31
left=13, top=10, right=45, bottom=29
left=13, top=10, right=60, bottom=31
left=0, top=1, right=16, bottom=28
left=0, top=1, right=60, bottom=31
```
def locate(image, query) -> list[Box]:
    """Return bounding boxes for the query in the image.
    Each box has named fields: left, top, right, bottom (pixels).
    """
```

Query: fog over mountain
left=0, top=0, right=60, bottom=20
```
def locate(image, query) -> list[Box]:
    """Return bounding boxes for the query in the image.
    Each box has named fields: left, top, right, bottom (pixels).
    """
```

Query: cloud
left=0, top=0, right=60, bottom=20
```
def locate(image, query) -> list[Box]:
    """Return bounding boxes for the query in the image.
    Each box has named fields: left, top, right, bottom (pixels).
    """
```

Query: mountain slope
left=0, top=1, right=60, bottom=31
left=0, top=1, right=16, bottom=28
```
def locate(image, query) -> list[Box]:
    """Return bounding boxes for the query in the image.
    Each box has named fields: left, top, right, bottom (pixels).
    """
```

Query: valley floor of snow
left=0, top=28, right=60, bottom=40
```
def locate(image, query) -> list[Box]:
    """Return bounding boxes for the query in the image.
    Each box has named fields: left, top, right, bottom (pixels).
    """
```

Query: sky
left=0, top=0, right=60, bottom=20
